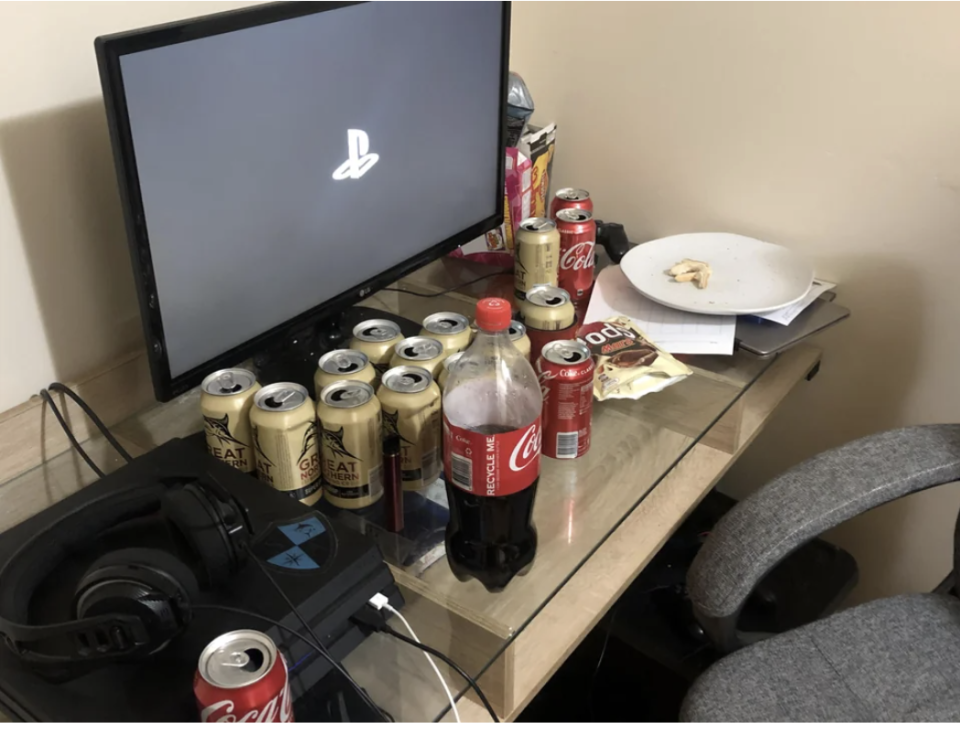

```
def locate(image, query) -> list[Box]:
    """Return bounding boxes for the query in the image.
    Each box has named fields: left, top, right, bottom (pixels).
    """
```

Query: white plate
left=620, top=233, right=814, bottom=315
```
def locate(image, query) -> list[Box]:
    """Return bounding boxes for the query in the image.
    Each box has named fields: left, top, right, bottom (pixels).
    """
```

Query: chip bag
left=578, top=317, right=691, bottom=401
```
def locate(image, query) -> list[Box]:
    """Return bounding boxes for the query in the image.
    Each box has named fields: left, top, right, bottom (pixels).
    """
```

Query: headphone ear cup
left=161, top=486, right=235, bottom=588
left=74, top=548, right=199, bottom=653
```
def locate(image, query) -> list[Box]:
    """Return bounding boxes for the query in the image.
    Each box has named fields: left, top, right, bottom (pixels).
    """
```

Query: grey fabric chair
left=681, top=424, right=960, bottom=721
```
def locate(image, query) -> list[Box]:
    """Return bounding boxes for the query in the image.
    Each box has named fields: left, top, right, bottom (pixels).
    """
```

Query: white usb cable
left=368, top=594, right=461, bottom=723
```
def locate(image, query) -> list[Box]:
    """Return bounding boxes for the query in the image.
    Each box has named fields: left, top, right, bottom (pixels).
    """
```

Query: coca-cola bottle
left=442, top=298, right=543, bottom=591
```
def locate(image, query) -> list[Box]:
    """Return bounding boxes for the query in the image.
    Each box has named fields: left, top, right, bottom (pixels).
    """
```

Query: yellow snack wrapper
left=578, top=317, right=691, bottom=401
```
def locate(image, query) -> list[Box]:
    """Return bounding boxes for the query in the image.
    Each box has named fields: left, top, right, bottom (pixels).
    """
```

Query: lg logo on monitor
left=332, top=129, right=379, bottom=180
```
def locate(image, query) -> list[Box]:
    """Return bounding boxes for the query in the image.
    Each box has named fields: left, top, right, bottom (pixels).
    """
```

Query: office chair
left=681, top=424, right=960, bottom=722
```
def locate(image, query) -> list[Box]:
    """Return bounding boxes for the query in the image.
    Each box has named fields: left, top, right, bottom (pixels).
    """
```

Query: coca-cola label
left=443, top=415, right=541, bottom=497
left=559, top=241, right=595, bottom=271
left=198, top=668, right=294, bottom=723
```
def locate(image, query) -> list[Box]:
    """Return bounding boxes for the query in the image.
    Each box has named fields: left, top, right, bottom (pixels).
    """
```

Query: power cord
left=47, top=382, right=133, bottom=462
left=381, top=270, right=508, bottom=298
left=39, top=389, right=106, bottom=478
left=246, top=547, right=391, bottom=722
left=371, top=595, right=460, bottom=722
left=356, top=595, right=499, bottom=722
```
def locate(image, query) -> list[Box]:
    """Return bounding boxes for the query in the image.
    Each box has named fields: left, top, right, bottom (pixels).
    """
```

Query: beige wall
left=511, top=1, right=960, bottom=603
left=0, top=1, right=256, bottom=412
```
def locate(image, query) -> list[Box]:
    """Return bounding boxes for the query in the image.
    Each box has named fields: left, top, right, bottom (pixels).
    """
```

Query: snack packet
left=577, top=317, right=691, bottom=401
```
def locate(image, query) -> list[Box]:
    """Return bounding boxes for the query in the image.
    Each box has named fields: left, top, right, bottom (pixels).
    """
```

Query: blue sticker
left=267, top=546, right=320, bottom=570
left=278, top=517, right=326, bottom=546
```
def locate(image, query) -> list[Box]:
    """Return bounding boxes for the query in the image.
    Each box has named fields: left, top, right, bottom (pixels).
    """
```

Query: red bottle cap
left=475, top=298, right=512, bottom=331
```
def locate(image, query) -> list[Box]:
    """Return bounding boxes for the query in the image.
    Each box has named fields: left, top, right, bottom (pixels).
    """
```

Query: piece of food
left=668, top=259, right=712, bottom=289
left=668, top=259, right=709, bottom=276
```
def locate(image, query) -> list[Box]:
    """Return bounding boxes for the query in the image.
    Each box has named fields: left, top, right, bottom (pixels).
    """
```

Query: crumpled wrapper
left=506, top=71, right=535, bottom=147
left=578, top=317, right=691, bottom=401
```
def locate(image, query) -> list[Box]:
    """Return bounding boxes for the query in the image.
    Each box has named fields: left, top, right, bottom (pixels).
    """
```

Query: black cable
left=39, top=389, right=106, bottom=478
left=246, top=548, right=391, bottom=722
left=380, top=623, right=499, bottom=722
left=381, top=270, right=508, bottom=298
left=192, top=603, right=329, bottom=659
left=47, top=382, right=133, bottom=462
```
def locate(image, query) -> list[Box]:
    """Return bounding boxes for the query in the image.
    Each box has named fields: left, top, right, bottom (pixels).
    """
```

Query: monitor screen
left=98, top=2, right=507, bottom=398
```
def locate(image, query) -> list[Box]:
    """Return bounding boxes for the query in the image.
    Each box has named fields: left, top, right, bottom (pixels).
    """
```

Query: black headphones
left=0, top=475, right=251, bottom=680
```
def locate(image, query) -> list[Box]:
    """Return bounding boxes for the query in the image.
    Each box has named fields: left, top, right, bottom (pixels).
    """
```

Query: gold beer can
left=520, top=285, right=576, bottom=331
left=509, top=320, right=532, bottom=361
left=314, top=349, right=377, bottom=400
left=201, top=368, right=261, bottom=473
left=250, top=383, right=322, bottom=506
left=389, top=336, right=446, bottom=378
left=437, top=352, right=465, bottom=391
left=378, top=366, right=442, bottom=491
left=317, top=380, right=383, bottom=510
left=349, top=319, right=403, bottom=377
left=420, top=312, right=472, bottom=356
left=514, top=217, right=560, bottom=305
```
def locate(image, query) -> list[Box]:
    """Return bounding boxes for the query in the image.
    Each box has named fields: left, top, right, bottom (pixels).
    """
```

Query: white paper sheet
left=755, top=279, right=836, bottom=326
left=585, top=266, right=737, bottom=355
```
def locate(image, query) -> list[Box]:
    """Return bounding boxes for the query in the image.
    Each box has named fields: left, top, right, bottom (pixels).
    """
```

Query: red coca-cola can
left=550, top=187, right=593, bottom=219
left=195, top=630, right=294, bottom=723
left=536, top=340, right=594, bottom=459
left=556, top=208, right=597, bottom=306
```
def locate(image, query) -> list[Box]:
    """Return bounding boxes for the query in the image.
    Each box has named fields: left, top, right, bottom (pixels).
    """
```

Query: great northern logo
left=203, top=414, right=246, bottom=447
left=298, top=421, right=319, bottom=463
left=321, top=425, right=360, bottom=461
left=381, top=409, right=414, bottom=445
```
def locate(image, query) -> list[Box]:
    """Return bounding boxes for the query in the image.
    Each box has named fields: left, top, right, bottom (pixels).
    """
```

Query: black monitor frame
left=95, top=1, right=510, bottom=402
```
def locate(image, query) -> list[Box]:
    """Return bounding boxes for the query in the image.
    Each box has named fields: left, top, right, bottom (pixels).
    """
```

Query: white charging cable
left=368, top=593, right=461, bottom=723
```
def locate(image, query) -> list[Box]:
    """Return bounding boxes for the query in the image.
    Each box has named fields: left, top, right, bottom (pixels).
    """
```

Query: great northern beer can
left=378, top=366, right=442, bottom=491
left=350, top=319, right=403, bottom=377
left=521, top=285, right=578, bottom=362
left=437, top=352, right=464, bottom=391
left=509, top=320, right=532, bottom=361
left=389, top=336, right=446, bottom=378
left=201, top=368, right=261, bottom=473
left=536, top=340, right=595, bottom=460
left=195, top=630, right=292, bottom=723
left=314, top=349, right=376, bottom=400
left=250, top=383, right=322, bottom=505
left=317, top=380, right=383, bottom=509
left=549, top=188, right=593, bottom=219
left=514, top=217, right=559, bottom=305
left=556, top=208, right=597, bottom=306
left=420, top=312, right=472, bottom=356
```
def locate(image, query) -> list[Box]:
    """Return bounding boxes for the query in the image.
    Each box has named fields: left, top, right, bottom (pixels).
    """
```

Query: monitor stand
left=252, top=306, right=421, bottom=394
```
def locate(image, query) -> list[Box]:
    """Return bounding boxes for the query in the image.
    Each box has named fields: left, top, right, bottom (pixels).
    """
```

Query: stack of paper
left=585, top=267, right=737, bottom=355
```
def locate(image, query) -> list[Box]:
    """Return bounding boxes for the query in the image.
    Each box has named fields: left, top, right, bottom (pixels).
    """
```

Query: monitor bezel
left=95, top=1, right=510, bottom=402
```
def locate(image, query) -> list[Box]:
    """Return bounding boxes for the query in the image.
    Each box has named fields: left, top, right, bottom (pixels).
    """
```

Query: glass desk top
left=1, top=257, right=780, bottom=722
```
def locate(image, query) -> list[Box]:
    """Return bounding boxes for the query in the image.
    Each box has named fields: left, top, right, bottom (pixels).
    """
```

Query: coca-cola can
left=550, top=188, right=593, bottom=219
left=536, top=340, right=594, bottom=460
left=195, top=630, right=294, bottom=723
left=556, top=208, right=597, bottom=306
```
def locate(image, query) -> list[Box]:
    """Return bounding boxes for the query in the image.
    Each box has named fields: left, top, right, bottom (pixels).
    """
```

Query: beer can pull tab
left=217, top=371, right=242, bottom=394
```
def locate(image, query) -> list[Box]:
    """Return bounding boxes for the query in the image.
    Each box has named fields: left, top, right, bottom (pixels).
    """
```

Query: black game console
left=0, top=439, right=401, bottom=721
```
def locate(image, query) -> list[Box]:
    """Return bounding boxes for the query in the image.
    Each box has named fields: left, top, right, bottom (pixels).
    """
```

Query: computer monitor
left=96, top=1, right=510, bottom=401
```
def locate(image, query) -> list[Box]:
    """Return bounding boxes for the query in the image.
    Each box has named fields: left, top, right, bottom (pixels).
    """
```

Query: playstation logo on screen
left=332, top=129, right=379, bottom=180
